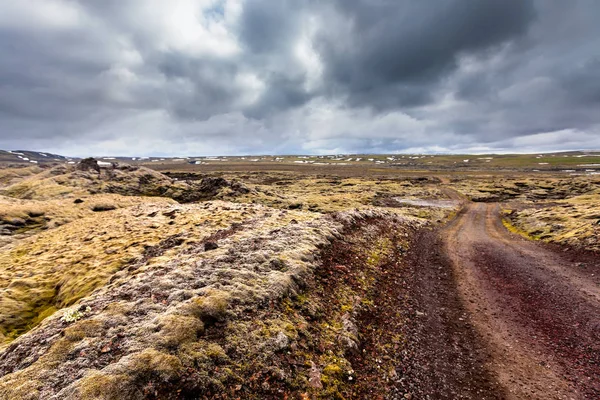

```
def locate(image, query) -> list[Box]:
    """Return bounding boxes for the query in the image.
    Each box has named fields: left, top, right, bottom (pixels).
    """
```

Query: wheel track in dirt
left=442, top=201, right=600, bottom=399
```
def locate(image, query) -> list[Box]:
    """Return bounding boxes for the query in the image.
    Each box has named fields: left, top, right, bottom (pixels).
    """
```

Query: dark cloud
left=239, top=0, right=302, bottom=54
left=0, top=0, right=598, bottom=156
left=315, top=0, right=536, bottom=109
left=560, top=58, right=600, bottom=105
left=154, top=53, right=244, bottom=119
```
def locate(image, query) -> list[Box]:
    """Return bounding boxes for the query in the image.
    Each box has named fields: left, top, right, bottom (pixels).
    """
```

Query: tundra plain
left=0, top=153, right=598, bottom=399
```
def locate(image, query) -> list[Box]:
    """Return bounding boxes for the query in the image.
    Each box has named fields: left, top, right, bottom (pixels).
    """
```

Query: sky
left=0, top=0, right=599, bottom=156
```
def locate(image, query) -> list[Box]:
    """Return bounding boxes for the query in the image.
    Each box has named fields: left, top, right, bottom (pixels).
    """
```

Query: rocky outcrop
left=76, top=158, right=101, bottom=173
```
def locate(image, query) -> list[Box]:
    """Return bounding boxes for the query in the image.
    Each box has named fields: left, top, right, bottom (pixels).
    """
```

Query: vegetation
left=0, top=156, right=598, bottom=399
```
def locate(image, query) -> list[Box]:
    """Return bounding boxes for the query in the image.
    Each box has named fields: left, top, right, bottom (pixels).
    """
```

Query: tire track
left=443, top=202, right=600, bottom=399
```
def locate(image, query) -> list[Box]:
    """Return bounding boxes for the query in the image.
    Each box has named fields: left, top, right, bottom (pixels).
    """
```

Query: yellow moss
left=205, top=343, right=228, bottom=361
left=366, top=237, right=393, bottom=268
left=176, top=340, right=228, bottom=370
left=156, top=314, right=204, bottom=348
left=104, top=301, right=134, bottom=316
left=187, top=290, right=230, bottom=322
left=317, top=356, right=351, bottom=399
left=505, top=192, right=600, bottom=251
left=0, top=337, right=77, bottom=397
left=502, top=218, right=539, bottom=240
left=63, top=349, right=183, bottom=397
left=44, top=338, right=76, bottom=365
left=64, top=319, right=104, bottom=341
left=340, top=304, right=353, bottom=313
left=0, top=166, right=42, bottom=187
left=76, top=371, right=131, bottom=400
left=127, top=348, right=184, bottom=380
left=234, top=173, right=448, bottom=215
left=0, top=198, right=264, bottom=344
left=0, top=377, right=41, bottom=400
left=323, top=363, right=343, bottom=378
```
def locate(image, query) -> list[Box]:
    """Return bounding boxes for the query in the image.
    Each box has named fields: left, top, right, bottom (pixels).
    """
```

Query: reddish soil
left=395, top=227, right=505, bottom=399
left=307, top=217, right=504, bottom=399
left=443, top=203, right=600, bottom=399
left=194, top=201, right=600, bottom=399
left=104, top=204, right=600, bottom=399
left=35, top=202, right=596, bottom=399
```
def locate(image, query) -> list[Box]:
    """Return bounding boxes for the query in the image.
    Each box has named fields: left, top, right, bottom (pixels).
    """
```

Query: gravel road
left=442, top=202, right=600, bottom=399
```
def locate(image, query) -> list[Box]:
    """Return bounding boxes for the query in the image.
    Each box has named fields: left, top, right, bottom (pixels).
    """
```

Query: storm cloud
left=0, top=0, right=599, bottom=156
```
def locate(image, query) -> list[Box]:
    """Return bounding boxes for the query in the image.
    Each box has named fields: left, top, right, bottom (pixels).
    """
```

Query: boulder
left=77, top=158, right=100, bottom=173
left=204, top=241, right=219, bottom=251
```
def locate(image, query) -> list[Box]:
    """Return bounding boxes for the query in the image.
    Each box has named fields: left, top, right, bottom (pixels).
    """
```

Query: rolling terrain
left=0, top=154, right=598, bottom=399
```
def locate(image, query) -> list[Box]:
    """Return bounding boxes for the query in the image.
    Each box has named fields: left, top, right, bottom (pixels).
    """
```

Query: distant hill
left=2, top=149, right=600, bottom=171
left=0, top=150, right=70, bottom=164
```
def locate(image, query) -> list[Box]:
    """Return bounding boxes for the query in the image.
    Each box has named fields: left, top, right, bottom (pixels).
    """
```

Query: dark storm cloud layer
left=316, top=0, right=536, bottom=109
left=0, top=0, right=599, bottom=156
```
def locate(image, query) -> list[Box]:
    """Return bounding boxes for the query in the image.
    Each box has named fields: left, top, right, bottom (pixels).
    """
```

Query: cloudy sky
left=0, top=0, right=599, bottom=156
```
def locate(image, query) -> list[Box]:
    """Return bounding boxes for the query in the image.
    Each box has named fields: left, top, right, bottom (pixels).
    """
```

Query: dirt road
left=443, top=203, right=600, bottom=399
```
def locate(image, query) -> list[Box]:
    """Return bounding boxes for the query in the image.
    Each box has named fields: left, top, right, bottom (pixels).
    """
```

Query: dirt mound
left=0, top=205, right=360, bottom=398
left=0, top=209, right=431, bottom=400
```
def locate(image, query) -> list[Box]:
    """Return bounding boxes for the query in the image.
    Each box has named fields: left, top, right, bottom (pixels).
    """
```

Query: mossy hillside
left=0, top=162, right=473, bottom=398
left=302, top=221, right=412, bottom=399
left=193, top=214, right=421, bottom=399
left=450, top=175, right=599, bottom=202
left=0, top=194, right=164, bottom=243
left=0, top=166, right=43, bottom=188
left=1, top=163, right=251, bottom=203
left=1, top=164, right=172, bottom=200
left=449, top=174, right=600, bottom=251
left=211, top=172, right=454, bottom=223
left=0, top=200, right=271, bottom=345
left=504, top=193, right=600, bottom=251
left=501, top=217, right=540, bottom=241
left=0, top=204, right=341, bottom=398
left=237, top=175, right=442, bottom=211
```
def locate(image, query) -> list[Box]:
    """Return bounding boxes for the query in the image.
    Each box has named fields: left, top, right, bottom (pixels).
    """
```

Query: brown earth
left=442, top=202, right=600, bottom=399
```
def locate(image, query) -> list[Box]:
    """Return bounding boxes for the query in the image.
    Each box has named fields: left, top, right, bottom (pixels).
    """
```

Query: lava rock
left=204, top=241, right=219, bottom=251
left=77, top=157, right=100, bottom=173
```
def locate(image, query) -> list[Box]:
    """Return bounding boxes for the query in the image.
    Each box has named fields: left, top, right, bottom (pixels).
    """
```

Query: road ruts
left=443, top=202, right=600, bottom=399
